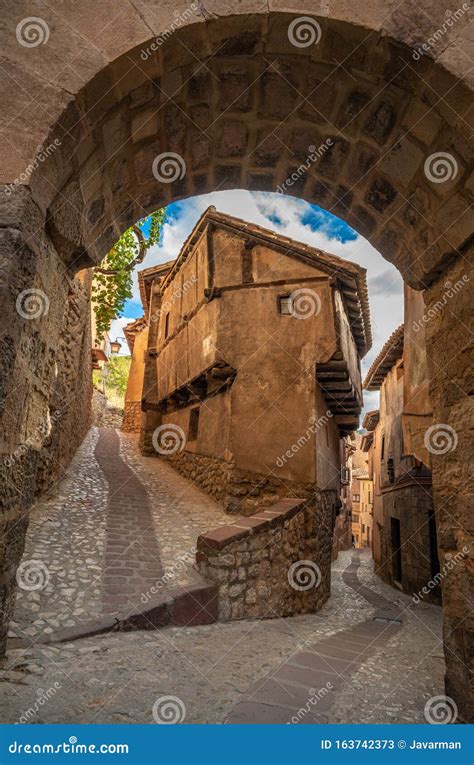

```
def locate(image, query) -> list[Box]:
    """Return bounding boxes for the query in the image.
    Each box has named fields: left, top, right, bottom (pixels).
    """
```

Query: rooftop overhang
left=363, top=325, right=404, bottom=391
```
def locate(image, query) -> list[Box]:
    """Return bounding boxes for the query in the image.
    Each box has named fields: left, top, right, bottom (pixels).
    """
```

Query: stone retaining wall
left=168, top=451, right=233, bottom=505
left=196, top=495, right=335, bottom=621
left=122, top=400, right=142, bottom=432
left=166, top=451, right=317, bottom=515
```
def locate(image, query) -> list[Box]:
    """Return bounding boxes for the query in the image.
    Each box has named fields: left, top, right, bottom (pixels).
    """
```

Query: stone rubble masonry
left=0, top=188, right=92, bottom=656
left=197, top=495, right=335, bottom=621
left=121, top=400, right=143, bottom=432
left=167, top=451, right=318, bottom=516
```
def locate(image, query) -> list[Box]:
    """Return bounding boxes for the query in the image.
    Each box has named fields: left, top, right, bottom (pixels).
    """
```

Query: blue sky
left=111, top=190, right=404, bottom=415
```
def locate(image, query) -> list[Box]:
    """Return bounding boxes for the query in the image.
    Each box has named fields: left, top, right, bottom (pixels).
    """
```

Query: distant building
left=125, top=206, right=372, bottom=518
left=333, top=435, right=356, bottom=557
left=350, top=438, right=373, bottom=548
left=363, top=288, right=440, bottom=603
left=123, top=262, right=174, bottom=432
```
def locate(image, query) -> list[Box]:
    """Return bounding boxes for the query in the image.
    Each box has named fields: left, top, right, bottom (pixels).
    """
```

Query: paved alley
left=2, top=428, right=445, bottom=724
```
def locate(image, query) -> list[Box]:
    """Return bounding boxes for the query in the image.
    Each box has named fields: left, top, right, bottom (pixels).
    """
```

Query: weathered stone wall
left=0, top=187, right=92, bottom=654
left=197, top=496, right=335, bottom=621
left=121, top=400, right=142, bottom=432
left=168, top=451, right=232, bottom=505
left=424, top=257, right=474, bottom=723
left=378, top=480, right=440, bottom=605
left=166, top=450, right=321, bottom=516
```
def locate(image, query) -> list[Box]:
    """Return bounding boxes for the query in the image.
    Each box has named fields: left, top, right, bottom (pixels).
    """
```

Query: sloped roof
left=138, top=260, right=175, bottom=314
left=363, top=325, right=404, bottom=391
left=363, top=409, right=380, bottom=431
left=158, top=206, right=372, bottom=357
left=123, top=316, right=147, bottom=353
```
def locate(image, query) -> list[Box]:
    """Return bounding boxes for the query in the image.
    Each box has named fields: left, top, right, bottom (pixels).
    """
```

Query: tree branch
left=94, top=226, right=147, bottom=275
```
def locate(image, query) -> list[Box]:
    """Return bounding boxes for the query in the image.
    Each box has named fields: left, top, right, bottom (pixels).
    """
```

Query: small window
left=278, top=295, right=292, bottom=315
left=164, top=312, right=170, bottom=339
left=188, top=407, right=200, bottom=442
left=353, top=493, right=360, bottom=502
left=381, top=435, right=385, bottom=460
left=352, top=514, right=359, bottom=523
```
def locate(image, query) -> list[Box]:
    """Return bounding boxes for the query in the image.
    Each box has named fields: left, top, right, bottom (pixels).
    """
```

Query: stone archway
left=0, top=4, right=472, bottom=721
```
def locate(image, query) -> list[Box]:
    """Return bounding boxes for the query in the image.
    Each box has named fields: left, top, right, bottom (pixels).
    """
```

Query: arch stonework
left=0, top=3, right=472, bottom=720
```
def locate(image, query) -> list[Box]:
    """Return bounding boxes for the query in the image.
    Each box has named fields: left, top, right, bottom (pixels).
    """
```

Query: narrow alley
left=2, top=428, right=445, bottom=725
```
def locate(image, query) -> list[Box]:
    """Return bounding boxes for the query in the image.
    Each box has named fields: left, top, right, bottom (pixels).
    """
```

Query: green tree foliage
left=105, top=356, right=131, bottom=397
left=92, top=209, right=166, bottom=338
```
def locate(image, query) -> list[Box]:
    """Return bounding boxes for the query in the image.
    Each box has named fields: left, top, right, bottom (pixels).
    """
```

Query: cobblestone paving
left=12, top=429, right=107, bottom=640
left=225, top=552, right=403, bottom=723
left=94, top=429, right=163, bottom=614
left=11, top=428, right=231, bottom=641
left=119, top=432, right=230, bottom=588
left=1, top=551, right=445, bottom=724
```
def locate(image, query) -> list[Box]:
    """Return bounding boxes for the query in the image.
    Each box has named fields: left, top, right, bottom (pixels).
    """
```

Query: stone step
left=7, top=583, right=218, bottom=648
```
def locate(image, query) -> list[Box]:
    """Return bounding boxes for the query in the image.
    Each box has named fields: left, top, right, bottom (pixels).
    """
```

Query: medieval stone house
left=363, top=292, right=441, bottom=603
left=125, top=207, right=371, bottom=520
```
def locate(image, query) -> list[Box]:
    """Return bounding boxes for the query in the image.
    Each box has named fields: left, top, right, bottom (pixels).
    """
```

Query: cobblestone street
left=2, top=428, right=445, bottom=724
